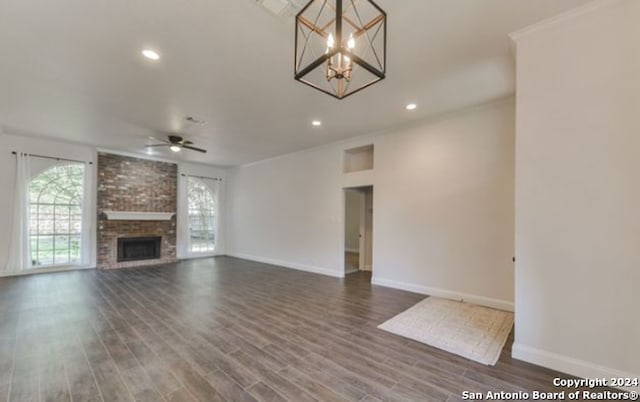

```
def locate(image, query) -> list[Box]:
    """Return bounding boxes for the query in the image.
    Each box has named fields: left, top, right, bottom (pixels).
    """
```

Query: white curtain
left=176, top=174, right=190, bottom=259
left=80, top=162, right=94, bottom=267
left=201, top=177, right=220, bottom=254
left=213, top=178, right=224, bottom=254
left=4, top=153, right=31, bottom=273
left=177, top=175, right=220, bottom=258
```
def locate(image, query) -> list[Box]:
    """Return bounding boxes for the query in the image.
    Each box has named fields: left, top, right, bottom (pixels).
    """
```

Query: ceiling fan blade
left=145, top=144, right=170, bottom=148
left=149, top=136, right=171, bottom=144
left=183, top=140, right=194, bottom=145
left=182, top=144, right=207, bottom=153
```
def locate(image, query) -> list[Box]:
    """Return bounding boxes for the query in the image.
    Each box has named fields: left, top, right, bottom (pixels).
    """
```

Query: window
left=187, top=177, right=217, bottom=253
left=29, top=164, right=85, bottom=266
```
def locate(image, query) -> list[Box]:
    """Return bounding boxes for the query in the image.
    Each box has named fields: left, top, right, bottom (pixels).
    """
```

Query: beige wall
left=227, top=99, right=515, bottom=309
left=512, top=0, right=639, bottom=382
left=372, top=100, right=515, bottom=309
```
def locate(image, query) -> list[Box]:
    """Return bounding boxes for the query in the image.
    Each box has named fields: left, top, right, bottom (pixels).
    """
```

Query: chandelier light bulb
left=347, top=34, right=355, bottom=50
left=327, top=33, right=335, bottom=50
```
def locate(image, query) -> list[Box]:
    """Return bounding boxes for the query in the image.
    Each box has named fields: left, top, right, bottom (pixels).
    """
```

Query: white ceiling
left=0, top=0, right=590, bottom=166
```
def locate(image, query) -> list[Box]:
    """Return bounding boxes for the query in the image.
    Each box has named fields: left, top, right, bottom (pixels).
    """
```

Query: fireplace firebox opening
left=117, top=236, right=161, bottom=262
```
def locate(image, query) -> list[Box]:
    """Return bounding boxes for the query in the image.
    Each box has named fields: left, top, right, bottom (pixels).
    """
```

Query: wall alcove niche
left=343, top=144, right=374, bottom=173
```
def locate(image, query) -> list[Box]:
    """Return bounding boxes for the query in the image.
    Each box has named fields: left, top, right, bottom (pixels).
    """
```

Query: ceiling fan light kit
left=294, top=0, right=386, bottom=99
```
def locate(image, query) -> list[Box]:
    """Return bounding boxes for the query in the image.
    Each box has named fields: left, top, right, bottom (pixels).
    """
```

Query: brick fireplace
left=97, top=153, right=177, bottom=269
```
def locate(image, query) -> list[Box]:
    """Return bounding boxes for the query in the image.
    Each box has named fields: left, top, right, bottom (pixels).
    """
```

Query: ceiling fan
left=146, top=135, right=207, bottom=153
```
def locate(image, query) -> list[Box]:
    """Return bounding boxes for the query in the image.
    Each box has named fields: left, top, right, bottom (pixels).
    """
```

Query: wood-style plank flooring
left=0, top=257, right=609, bottom=401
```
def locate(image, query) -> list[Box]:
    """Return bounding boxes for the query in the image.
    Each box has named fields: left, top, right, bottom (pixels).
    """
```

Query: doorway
left=344, top=186, right=373, bottom=276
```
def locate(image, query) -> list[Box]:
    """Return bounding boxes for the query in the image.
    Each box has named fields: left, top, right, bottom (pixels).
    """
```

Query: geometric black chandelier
left=294, top=0, right=387, bottom=99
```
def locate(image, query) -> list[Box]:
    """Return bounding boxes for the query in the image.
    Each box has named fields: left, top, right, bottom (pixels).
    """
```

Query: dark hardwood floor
left=0, top=257, right=608, bottom=401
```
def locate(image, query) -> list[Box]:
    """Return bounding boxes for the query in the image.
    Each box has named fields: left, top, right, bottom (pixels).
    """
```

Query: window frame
left=29, top=163, right=85, bottom=267
left=186, top=177, right=217, bottom=255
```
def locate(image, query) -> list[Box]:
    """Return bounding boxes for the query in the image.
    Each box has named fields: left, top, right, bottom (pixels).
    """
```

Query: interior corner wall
left=0, top=133, right=97, bottom=272
left=512, top=0, right=639, bottom=381
left=227, top=99, right=515, bottom=308
left=226, top=143, right=345, bottom=278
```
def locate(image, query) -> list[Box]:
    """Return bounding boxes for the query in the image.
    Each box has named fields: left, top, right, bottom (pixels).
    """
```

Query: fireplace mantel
left=103, top=211, right=175, bottom=221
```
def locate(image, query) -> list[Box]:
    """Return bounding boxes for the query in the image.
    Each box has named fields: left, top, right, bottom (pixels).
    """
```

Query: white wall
left=0, top=133, right=97, bottom=272
left=511, top=0, right=639, bottom=383
left=227, top=99, right=515, bottom=309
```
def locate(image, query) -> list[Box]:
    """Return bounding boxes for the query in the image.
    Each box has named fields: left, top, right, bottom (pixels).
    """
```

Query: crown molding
left=509, top=0, right=622, bottom=43
left=96, top=147, right=178, bottom=165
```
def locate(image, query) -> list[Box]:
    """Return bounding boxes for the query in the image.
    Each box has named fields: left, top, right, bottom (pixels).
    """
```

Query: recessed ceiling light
left=170, top=145, right=181, bottom=152
left=311, top=120, right=322, bottom=127
left=406, top=103, right=417, bottom=111
left=142, top=49, right=160, bottom=61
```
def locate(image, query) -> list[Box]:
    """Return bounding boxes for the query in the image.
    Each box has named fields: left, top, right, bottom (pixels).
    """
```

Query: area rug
left=378, top=297, right=513, bottom=366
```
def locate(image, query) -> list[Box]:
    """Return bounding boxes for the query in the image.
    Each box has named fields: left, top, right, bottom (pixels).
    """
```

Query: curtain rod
left=180, top=173, right=222, bottom=181
left=11, top=151, right=94, bottom=165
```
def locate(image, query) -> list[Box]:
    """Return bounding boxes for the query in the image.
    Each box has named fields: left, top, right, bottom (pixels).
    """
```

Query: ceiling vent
left=255, top=0, right=303, bottom=17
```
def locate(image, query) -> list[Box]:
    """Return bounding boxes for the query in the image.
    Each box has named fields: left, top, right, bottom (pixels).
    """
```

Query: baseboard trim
left=371, top=276, right=514, bottom=312
left=512, top=343, right=638, bottom=392
left=226, top=252, right=344, bottom=278
left=0, top=265, right=96, bottom=278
